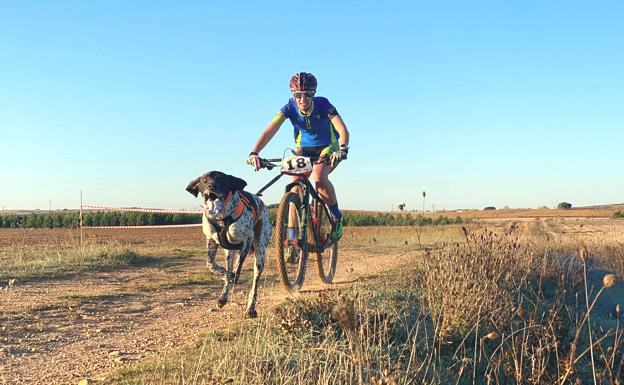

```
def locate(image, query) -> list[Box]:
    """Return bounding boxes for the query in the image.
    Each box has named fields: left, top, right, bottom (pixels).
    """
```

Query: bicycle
left=253, top=151, right=339, bottom=291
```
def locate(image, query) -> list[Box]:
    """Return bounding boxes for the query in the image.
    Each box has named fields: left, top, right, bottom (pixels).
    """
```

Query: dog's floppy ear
left=228, top=174, right=247, bottom=192
left=186, top=177, right=201, bottom=197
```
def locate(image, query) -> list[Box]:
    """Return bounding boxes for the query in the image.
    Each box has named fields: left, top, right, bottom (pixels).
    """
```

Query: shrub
left=557, top=202, right=572, bottom=209
left=417, top=228, right=576, bottom=339
left=483, top=206, right=496, bottom=211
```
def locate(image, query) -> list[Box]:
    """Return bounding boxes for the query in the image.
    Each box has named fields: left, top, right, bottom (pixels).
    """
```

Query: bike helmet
left=289, top=72, right=317, bottom=92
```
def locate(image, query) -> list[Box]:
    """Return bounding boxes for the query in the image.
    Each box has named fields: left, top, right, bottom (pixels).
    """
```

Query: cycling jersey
left=278, top=97, right=340, bottom=148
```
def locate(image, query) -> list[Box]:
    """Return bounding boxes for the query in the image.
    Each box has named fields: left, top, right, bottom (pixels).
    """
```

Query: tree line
left=0, top=212, right=201, bottom=229
left=344, top=213, right=467, bottom=226
left=0, top=211, right=466, bottom=229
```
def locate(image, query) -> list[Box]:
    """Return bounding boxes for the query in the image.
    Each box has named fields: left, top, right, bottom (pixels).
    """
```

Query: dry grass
left=0, top=227, right=213, bottom=282
left=108, top=221, right=624, bottom=385
left=0, top=240, right=146, bottom=280
left=418, top=228, right=549, bottom=339
left=339, top=225, right=467, bottom=253
left=351, top=205, right=621, bottom=220
left=108, top=273, right=423, bottom=385
left=438, top=207, right=616, bottom=219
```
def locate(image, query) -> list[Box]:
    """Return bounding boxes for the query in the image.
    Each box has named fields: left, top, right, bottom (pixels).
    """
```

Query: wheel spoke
left=275, top=192, right=308, bottom=291
left=313, top=200, right=338, bottom=284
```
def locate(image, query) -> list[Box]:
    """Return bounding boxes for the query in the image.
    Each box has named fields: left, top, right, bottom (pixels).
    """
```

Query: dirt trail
left=1, top=248, right=414, bottom=385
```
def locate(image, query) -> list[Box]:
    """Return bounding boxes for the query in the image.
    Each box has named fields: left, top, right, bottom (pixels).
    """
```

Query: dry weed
left=418, top=229, right=547, bottom=339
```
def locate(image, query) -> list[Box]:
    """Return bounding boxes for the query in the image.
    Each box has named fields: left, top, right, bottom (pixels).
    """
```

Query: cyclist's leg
left=312, top=143, right=343, bottom=240
left=311, top=162, right=337, bottom=206
left=313, top=142, right=340, bottom=208
left=312, top=160, right=343, bottom=240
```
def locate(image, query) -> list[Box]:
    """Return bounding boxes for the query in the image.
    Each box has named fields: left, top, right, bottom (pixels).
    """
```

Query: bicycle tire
left=275, top=191, right=308, bottom=291
left=311, top=199, right=338, bottom=284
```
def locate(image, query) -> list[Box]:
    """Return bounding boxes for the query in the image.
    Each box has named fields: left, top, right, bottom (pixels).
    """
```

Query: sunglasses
left=293, top=91, right=315, bottom=99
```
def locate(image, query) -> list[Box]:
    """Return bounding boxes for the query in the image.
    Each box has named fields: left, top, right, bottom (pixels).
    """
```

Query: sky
left=1, top=1, right=623, bottom=212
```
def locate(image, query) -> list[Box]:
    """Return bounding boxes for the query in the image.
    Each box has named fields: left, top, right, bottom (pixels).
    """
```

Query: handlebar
left=257, top=156, right=329, bottom=171
left=250, top=154, right=331, bottom=197
left=258, top=158, right=281, bottom=170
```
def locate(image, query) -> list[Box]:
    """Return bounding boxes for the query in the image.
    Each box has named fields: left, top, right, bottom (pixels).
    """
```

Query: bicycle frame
left=255, top=158, right=336, bottom=252
left=257, top=153, right=340, bottom=290
left=285, top=178, right=335, bottom=251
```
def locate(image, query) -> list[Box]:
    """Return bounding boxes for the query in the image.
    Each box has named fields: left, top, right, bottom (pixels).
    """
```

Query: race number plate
left=281, top=156, right=313, bottom=175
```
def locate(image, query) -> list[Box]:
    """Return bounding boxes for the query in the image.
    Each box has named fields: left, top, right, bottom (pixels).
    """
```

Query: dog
left=186, top=171, right=271, bottom=318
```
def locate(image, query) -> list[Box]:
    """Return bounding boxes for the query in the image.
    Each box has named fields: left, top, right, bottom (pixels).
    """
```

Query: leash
left=255, top=173, right=284, bottom=197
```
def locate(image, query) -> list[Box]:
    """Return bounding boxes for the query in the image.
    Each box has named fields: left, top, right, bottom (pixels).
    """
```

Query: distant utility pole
left=422, top=191, right=426, bottom=214
left=49, top=200, right=52, bottom=211
left=432, top=204, right=435, bottom=212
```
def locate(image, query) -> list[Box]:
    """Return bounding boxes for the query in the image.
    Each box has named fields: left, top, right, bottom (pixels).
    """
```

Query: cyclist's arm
left=251, top=113, right=287, bottom=154
left=330, top=115, right=349, bottom=147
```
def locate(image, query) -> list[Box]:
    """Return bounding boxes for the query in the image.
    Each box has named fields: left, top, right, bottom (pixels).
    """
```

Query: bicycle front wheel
left=311, top=200, right=338, bottom=284
left=275, top=191, right=308, bottom=291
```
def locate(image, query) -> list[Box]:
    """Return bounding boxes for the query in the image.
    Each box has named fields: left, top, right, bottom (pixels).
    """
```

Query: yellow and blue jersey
left=278, top=97, right=340, bottom=147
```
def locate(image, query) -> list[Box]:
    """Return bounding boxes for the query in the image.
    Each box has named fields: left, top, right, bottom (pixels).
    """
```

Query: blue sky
left=1, top=1, right=623, bottom=211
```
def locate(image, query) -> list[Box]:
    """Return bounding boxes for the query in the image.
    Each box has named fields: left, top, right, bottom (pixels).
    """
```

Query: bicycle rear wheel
left=311, top=199, right=338, bottom=284
left=275, top=191, right=308, bottom=291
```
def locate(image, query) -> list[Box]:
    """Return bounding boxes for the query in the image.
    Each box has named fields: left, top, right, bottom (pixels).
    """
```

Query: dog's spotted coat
left=186, top=171, right=271, bottom=318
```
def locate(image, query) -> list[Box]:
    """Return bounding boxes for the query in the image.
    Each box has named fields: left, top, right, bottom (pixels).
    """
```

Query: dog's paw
left=245, top=308, right=258, bottom=319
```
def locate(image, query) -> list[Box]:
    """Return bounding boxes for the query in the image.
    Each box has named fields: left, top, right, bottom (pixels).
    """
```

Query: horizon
left=2, top=1, right=623, bottom=211
left=2, top=202, right=623, bottom=214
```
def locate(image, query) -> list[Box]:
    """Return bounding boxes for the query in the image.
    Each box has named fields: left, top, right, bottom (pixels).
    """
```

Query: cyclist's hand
left=247, top=152, right=263, bottom=171
left=330, top=147, right=348, bottom=167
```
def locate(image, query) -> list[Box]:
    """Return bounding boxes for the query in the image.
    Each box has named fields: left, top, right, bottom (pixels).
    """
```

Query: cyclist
left=248, top=72, right=349, bottom=240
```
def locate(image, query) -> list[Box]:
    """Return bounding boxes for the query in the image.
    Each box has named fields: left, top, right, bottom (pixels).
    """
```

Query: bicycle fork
left=285, top=180, right=311, bottom=245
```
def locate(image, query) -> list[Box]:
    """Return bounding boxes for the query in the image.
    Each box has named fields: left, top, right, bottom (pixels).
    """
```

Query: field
left=381, top=205, right=622, bottom=219
left=1, top=217, right=623, bottom=384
